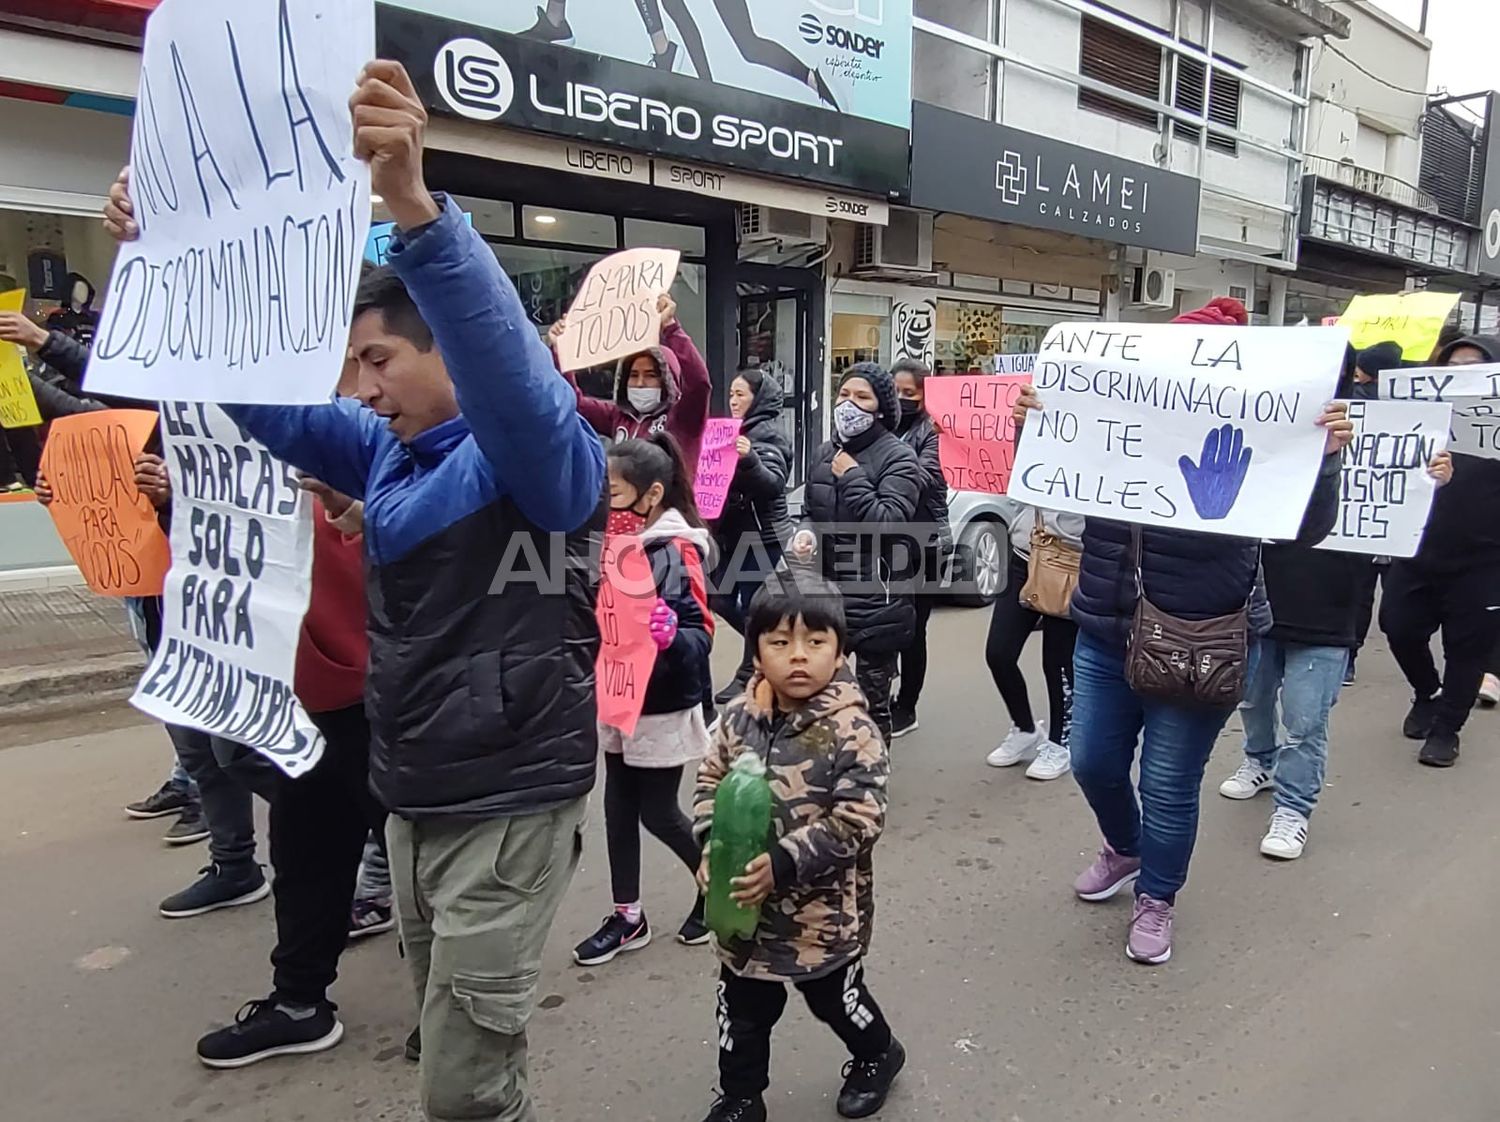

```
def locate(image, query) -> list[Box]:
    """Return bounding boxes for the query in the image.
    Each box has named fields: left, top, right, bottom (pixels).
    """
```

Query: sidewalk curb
left=0, top=652, right=144, bottom=718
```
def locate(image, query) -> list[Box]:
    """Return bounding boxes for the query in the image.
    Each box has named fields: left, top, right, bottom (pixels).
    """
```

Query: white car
left=945, top=491, right=1020, bottom=606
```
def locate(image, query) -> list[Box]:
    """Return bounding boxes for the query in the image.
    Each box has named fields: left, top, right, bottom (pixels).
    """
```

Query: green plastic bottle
left=706, top=752, right=774, bottom=942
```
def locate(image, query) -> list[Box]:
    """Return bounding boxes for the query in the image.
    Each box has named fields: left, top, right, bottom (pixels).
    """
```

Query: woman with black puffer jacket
left=711, top=367, right=794, bottom=704
left=788, top=362, right=922, bottom=743
left=1013, top=297, right=1352, bottom=968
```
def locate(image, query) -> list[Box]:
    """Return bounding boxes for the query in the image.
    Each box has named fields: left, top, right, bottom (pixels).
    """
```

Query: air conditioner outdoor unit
left=739, top=205, right=826, bottom=246
left=1129, top=263, right=1177, bottom=309
left=852, top=208, right=934, bottom=275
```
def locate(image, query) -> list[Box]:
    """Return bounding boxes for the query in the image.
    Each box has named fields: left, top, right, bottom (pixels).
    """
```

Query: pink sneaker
left=1126, top=894, right=1173, bottom=964
left=1073, top=843, right=1141, bottom=901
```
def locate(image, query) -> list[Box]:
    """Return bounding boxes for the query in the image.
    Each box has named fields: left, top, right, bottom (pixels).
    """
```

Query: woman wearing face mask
left=888, top=359, right=952, bottom=738
left=789, top=362, right=923, bottom=741
left=549, top=293, right=712, bottom=478
left=578, top=433, right=716, bottom=966
left=711, top=367, right=794, bottom=704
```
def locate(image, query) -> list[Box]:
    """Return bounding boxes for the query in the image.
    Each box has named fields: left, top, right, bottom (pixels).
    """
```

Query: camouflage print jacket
left=693, top=662, right=889, bottom=982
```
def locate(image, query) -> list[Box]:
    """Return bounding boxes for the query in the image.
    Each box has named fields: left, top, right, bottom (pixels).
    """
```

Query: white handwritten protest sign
left=1011, top=324, right=1346, bottom=539
left=1381, top=364, right=1500, bottom=460
left=557, top=248, right=681, bottom=373
left=1318, top=399, right=1450, bottom=558
left=133, top=403, right=323, bottom=777
left=995, top=354, right=1037, bottom=374
left=87, top=0, right=372, bottom=405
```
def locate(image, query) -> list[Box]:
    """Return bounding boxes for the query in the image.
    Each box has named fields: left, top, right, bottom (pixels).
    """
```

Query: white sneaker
left=1478, top=673, right=1500, bottom=709
left=1219, top=758, right=1274, bottom=800
left=1260, top=807, right=1309, bottom=860
left=1025, top=740, right=1071, bottom=781
left=986, top=723, right=1047, bottom=767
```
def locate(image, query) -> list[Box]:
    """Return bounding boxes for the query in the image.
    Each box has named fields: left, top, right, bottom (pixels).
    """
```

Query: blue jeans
left=1239, top=638, right=1346, bottom=819
left=1070, top=631, right=1255, bottom=902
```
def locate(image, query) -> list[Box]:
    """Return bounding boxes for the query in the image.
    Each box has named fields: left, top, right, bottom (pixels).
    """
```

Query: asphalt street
left=2, top=606, right=1496, bottom=1122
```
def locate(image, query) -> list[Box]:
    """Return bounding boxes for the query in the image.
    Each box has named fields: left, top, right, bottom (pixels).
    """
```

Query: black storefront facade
left=375, top=1, right=910, bottom=485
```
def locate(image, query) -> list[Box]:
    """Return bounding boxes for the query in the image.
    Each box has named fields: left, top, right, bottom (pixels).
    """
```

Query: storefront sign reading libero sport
left=909, top=102, right=1201, bottom=255
left=377, top=0, right=912, bottom=198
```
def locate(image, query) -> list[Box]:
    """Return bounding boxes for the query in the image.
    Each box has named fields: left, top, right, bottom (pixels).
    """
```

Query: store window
left=829, top=292, right=891, bottom=420
left=0, top=208, right=118, bottom=348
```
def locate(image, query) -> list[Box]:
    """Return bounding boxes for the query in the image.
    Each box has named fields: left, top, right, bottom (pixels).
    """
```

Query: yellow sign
left=0, top=289, right=42, bottom=429
left=1339, top=291, right=1461, bottom=360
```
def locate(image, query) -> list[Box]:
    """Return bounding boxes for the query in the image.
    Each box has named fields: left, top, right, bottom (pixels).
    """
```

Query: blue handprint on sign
left=1178, top=424, right=1253, bottom=520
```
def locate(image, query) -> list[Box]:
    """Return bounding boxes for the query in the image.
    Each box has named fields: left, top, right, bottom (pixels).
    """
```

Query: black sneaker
left=196, top=996, right=343, bottom=1069
left=1403, top=695, right=1441, bottom=740
left=1343, top=658, right=1356, bottom=687
left=349, top=898, right=395, bottom=939
left=404, top=1024, right=421, bottom=1063
left=162, top=805, right=210, bottom=846
left=125, top=780, right=195, bottom=819
left=890, top=708, right=918, bottom=739
left=701, top=1095, right=767, bottom=1122
left=520, top=5, right=574, bottom=44
left=678, top=900, right=710, bottom=946
left=159, top=863, right=269, bottom=919
left=573, top=912, right=651, bottom=966
left=1418, top=728, right=1460, bottom=767
left=837, top=1038, right=906, bottom=1119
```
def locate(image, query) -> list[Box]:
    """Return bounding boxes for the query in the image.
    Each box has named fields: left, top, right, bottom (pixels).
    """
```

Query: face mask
left=833, top=398, right=877, bottom=442
left=898, top=398, right=922, bottom=419
left=627, top=386, right=662, bottom=413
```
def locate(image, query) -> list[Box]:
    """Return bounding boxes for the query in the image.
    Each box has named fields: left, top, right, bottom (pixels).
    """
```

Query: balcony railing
left=1305, top=155, right=1441, bottom=214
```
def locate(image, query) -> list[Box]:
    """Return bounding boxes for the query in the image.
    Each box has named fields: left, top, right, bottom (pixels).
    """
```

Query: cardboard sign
left=926, top=375, right=1030, bottom=495
left=86, top=0, right=373, bottom=405
left=595, top=534, right=659, bottom=736
left=1340, top=291, right=1460, bottom=360
left=1382, top=364, right=1500, bottom=459
left=1317, top=399, right=1451, bottom=558
left=133, top=402, right=323, bottom=776
left=1011, top=323, right=1347, bottom=539
left=39, top=409, right=171, bottom=595
left=695, top=417, right=743, bottom=519
left=556, top=248, right=681, bottom=373
left=0, top=289, right=42, bottom=429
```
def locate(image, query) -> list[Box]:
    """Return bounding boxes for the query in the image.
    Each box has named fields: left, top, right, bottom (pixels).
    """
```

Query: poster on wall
left=891, top=298, right=935, bottom=368
left=133, top=402, right=324, bottom=778
left=86, top=0, right=373, bottom=405
left=1009, top=323, right=1348, bottom=539
left=378, top=0, right=912, bottom=195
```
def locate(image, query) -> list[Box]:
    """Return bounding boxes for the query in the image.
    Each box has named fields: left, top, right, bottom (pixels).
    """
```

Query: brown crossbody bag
left=1123, top=527, right=1251, bottom=709
left=1019, top=524, right=1081, bottom=618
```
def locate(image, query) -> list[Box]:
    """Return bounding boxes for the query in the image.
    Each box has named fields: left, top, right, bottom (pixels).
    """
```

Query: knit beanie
left=839, top=362, right=899, bottom=433
left=1355, top=340, right=1404, bottom=376
left=1171, top=296, right=1249, bottom=326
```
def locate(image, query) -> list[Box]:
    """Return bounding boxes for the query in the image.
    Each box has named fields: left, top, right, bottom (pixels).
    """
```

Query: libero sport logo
left=797, top=13, right=885, bottom=59
left=435, top=37, right=514, bottom=122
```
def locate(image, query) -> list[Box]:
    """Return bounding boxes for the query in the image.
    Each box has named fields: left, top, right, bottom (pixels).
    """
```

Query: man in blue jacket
left=108, top=59, right=606, bottom=1120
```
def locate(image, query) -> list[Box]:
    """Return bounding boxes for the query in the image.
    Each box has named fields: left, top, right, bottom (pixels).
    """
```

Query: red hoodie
left=559, top=320, right=712, bottom=477
left=294, top=501, right=368, bottom=714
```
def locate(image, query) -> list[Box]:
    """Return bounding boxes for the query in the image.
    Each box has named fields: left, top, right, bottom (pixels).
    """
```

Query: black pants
left=1380, top=561, right=1500, bottom=735
left=270, top=704, right=386, bottom=1006
left=894, top=595, right=934, bottom=716
left=603, top=753, right=701, bottom=905
left=716, top=960, right=893, bottom=1099
left=985, top=555, right=1078, bottom=744
left=853, top=651, right=898, bottom=743
left=1352, top=560, right=1387, bottom=656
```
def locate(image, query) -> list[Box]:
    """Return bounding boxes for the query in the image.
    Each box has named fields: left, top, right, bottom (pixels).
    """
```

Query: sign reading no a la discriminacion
left=86, top=0, right=372, bottom=406
left=1010, top=323, right=1347, bottom=539
left=133, top=403, right=324, bottom=777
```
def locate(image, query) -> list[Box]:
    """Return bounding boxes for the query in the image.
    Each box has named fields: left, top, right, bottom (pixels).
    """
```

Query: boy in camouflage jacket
left=692, top=572, right=904, bottom=1122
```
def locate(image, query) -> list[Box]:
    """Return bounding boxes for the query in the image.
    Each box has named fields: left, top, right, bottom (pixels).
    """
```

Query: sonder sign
left=910, top=102, right=1201, bottom=255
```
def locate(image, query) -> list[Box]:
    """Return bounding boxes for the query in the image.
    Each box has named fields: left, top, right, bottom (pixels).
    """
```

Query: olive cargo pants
left=388, top=796, right=587, bottom=1121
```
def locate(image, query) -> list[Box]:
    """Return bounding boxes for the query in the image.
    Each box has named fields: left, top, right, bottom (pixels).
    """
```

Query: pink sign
left=925, top=375, right=1031, bottom=495
left=694, top=417, right=743, bottom=519
left=596, top=534, right=659, bottom=735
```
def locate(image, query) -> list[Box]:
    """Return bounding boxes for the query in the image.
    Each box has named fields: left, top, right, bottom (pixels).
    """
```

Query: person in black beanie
left=1380, top=333, right=1500, bottom=766
left=788, top=362, right=922, bottom=740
